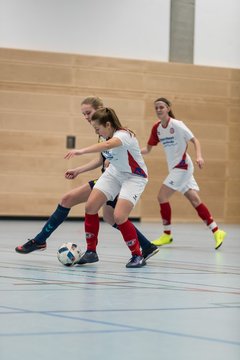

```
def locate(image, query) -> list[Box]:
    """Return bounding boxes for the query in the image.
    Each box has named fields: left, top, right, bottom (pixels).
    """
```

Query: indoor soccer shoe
left=142, top=244, right=159, bottom=260
left=15, top=239, right=47, bottom=254
left=126, top=255, right=146, bottom=268
left=76, top=251, right=99, bottom=264
left=151, top=233, right=173, bottom=247
left=214, top=229, right=226, bottom=250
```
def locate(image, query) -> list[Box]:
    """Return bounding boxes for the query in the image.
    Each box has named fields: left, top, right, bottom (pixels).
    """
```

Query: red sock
left=85, top=213, right=99, bottom=251
left=117, top=220, right=141, bottom=256
left=195, top=203, right=218, bottom=232
left=160, top=202, right=171, bottom=235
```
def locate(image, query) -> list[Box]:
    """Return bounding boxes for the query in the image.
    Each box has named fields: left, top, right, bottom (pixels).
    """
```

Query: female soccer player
left=15, top=98, right=158, bottom=261
left=65, top=107, right=149, bottom=268
left=141, top=97, right=226, bottom=250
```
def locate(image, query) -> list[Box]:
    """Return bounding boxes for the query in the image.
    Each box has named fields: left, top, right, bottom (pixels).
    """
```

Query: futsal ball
left=57, top=242, right=81, bottom=266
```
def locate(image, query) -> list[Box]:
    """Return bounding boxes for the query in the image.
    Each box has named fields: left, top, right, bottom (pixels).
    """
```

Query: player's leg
left=114, top=198, right=146, bottom=268
left=15, top=182, right=92, bottom=254
left=102, top=201, right=159, bottom=260
left=77, top=188, right=107, bottom=264
left=152, top=184, right=175, bottom=246
left=115, top=176, right=148, bottom=267
left=61, top=182, right=93, bottom=208
left=184, top=189, right=226, bottom=249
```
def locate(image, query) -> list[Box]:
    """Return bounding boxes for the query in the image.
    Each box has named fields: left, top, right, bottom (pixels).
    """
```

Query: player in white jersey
left=65, top=107, right=148, bottom=268
left=142, top=97, right=226, bottom=250
left=15, top=97, right=158, bottom=261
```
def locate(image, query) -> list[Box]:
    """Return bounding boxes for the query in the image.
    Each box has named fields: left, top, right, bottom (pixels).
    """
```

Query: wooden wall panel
left=145, top=61, right=231, bottom=80
left=0, top=111, right=73, bottom=132
left=229, top=106, right=240, bottom=123
left=144, top=75, right=229, bottom=97
left=0, top=48, right=74, bottom=65
left=228, top=161, right=240, bottom=178
left=0, top=48, right=239, bottom=223
left=0, top=62, right=73, bottom=86
left=0, top=91, right=72, bottom=113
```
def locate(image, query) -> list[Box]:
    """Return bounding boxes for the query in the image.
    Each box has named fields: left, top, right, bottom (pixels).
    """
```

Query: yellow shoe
left=214, top=229, right=226, bottom=250
left=152, top=233, right=173, bottom=247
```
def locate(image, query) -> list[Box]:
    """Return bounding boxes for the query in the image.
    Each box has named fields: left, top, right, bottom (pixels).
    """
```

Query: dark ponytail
left=91, top=107, right=135, bottom=136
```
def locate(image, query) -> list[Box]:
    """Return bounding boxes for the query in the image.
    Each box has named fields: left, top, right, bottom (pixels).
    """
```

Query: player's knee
left=187, top=194, right=201, bottom=208
left=192, top=198, right=201, bottom=208
left=157, top=193, right=167, bottom=203
left=114, top=213, right=127, bottom=225
left=60, top=193, right=73, bottom=208
left=103, top=213, right=114, bottom=225
left=85, top=202, right=98, bottom=214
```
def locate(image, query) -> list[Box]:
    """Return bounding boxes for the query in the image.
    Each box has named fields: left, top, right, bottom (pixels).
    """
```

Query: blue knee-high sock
left=35, top=204, right=70, bottom=243
left=112, top=223, right=151, bottom=249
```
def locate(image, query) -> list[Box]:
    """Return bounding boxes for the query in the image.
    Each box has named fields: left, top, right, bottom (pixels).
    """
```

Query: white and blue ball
left=57, top=242, right=81, bottom=266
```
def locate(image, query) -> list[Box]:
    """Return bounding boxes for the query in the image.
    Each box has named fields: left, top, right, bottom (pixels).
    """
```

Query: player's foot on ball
left=15, top=239, right=47, bottom=254
left=76, top=250, right=99, bottom=265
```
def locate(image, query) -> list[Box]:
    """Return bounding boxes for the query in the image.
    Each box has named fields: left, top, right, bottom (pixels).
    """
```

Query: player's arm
left=190, top=137, right=204, bottom=169
left=65, top=154, right=103, bottom=179
left=64, top=137, right=122, bottom=159
left=141, top=122, right=159, bottom=155
left=141, top=144, right=153, bottom=155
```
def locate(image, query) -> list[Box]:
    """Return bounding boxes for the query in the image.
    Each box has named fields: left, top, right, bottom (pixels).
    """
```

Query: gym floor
left=0, top=220, right=239, bottom=360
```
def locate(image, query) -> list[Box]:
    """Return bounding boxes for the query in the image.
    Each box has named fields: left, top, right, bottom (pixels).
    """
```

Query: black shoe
left=142, top=244, right=159, bottom=260
left=126, top=255, right=146, bottom=268
left=15, top=239, right=47, bottom=254
left=76, top=251, right=99, bottom=265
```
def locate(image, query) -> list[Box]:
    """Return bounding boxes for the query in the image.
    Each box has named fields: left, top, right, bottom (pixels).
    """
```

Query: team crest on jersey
left=103, top=150, right=113, bottom=160
left=170, top=127, right=174, bottom=134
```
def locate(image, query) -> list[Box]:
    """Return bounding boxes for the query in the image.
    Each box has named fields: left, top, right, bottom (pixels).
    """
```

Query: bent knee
left=60, top=193, right=74, bottom=208
left=114, top=214, right=128, bottom=225
left=103, top=214, right=114, bottom=225
left=185, top=192, right=201, bottom=208
left=85, top=201, right=100, bottom=215
left=191, top=198, right=201, bottom=208
left=157, top=188, right=169, bottom=203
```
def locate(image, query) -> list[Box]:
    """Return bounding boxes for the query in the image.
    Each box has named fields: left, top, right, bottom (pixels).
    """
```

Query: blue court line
left=1, top=304, right=240, bottom=314
left=0, top=329, right=139, bottom=337
left=2, top=256, right=240, bottom=275
left=2, top=268, right=240, bottom=292
left=1, top=273, right=240, bottom=295
left=1, top=305, right=240, bottom=346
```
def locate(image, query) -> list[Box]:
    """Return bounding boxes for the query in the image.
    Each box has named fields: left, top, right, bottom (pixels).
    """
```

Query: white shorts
left=93, top=169, right=148, bottom=207
left=163, top=166, right=199, bottom=194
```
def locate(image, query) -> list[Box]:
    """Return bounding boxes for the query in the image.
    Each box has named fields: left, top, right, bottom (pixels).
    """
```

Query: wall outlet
left=66, top=135, right=76, bottom=149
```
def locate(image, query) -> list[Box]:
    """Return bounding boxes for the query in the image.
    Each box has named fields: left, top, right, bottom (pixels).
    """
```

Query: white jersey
left=101, top=130, right=148, bottom=178
left=147, top=118, right=194, bottom=171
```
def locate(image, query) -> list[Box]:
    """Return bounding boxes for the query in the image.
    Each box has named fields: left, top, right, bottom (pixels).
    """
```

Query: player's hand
left=65, top=169, right=79, bottom=179
left=64, top=149, right=82, bottom=159
left=196, top=157, right=204, bottom=169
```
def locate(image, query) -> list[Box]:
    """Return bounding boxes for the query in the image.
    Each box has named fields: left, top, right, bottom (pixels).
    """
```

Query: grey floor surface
left=0, top=220, right=239, bottom=360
